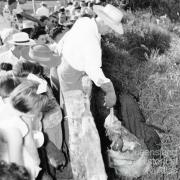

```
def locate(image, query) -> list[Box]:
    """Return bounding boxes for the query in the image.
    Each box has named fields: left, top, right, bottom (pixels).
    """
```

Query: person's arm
left=23, top=119, right=40, bottom=165
left=5, top=128, right=24, bottom=165
left=83, top=33, right=116, bottom=108
left=100, top=81, right=116, bottom=108
left=21, top=12, right=43, bottom=26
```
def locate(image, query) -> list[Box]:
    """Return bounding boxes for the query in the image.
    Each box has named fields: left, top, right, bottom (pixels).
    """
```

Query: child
left=0, top=76, right=55, bottom=179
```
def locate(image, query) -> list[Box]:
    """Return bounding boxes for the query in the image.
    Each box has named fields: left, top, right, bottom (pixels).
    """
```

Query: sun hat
left=93, top=4, right=124, bottom=35
left=8, top=32, right=36, bottom=46
left=22, top=20, right=35, bottom=29
left=21, top=44, right=61, bottom=68
left=0, top=28, right=18, bottom=44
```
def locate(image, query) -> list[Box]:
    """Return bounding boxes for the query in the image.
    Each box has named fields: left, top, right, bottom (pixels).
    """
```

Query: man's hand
left=104, top=90, right=116, bottom=108
left=100, top=81, right=116, bottom=108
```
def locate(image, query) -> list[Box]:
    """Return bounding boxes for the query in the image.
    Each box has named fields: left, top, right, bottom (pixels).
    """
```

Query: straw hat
left=8, top=32, right=35, bottom=46
left=0, top=28, right=18, bottom=43
left=93, top=4, right=124, bottom=35
left=21, top=44, right=61, bottom=68
left=22, top=20, right=35, bottom=29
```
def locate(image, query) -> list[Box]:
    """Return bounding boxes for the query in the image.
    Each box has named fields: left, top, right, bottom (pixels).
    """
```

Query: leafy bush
left=106, top=0, right=180, bottom=21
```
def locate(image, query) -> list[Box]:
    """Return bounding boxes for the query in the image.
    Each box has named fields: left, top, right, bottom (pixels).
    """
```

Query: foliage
left=105, top=0, right=180, bottom=22
left=100, top=10, right=180, bottom=179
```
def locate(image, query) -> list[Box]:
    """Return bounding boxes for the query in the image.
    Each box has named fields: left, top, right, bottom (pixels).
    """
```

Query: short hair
left=49, top=26, right=66, bottom=40
left=30, top=27, right=47, bottom=40
left=10, top=80, right=56, bottom=114
left=13, top=61, right=44, bottom=78
left=21, top=28, right=33, bottom=37
left=39, top=15, right=49, bottom=23
left=67, top=2, right=73, bottom=6
left=0, top=72, right=21, bottom=98
left=7, top=0, right=16, bottom=5
left=0, top=62, right=13, bottom=71
left=0, top=160, right=30, bottom=180
left=75, top=6, right=81, bottom=10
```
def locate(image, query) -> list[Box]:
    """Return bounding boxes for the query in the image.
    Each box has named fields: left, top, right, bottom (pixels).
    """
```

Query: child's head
left=10, top=79, right=55, bottom=116
left=0, top=160, right=30, bottom=180
left=0, top=72, right=21, bottom=98
left=13, top=61, right=44, bottom=78
left=30, top=27, right=48, bottom=45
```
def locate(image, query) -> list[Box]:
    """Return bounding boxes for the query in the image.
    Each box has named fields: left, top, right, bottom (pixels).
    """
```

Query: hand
left=104, top=91, right=116, bottom=108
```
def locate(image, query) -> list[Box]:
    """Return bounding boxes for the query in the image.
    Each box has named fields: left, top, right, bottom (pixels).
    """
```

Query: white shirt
left=57, top=17, right=110, bottom=87
left=0, top=49, right=20, bottom=66
left=3, top=4, right=23, bottom=29
left=36, top=6, right=50, bottom=17
left=0, top=15, right=11, bottom=32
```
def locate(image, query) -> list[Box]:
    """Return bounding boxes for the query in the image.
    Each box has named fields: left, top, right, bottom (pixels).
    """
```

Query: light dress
left=0, top=101, right=42, bottom=180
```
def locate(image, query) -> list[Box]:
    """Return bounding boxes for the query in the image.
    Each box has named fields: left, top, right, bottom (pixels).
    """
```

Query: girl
left=0, top=75, right=55, bottom=179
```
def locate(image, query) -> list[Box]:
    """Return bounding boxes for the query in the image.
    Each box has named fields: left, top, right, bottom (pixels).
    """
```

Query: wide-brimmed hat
left=0, top=28, right=18, bottom=43
left=8, top=32, right=36, bottom=46
left=21, top=44, right=61, bottom=68
left=93, top=4, right=124, bottom=35
left=22, top=20, right=35, bottom=29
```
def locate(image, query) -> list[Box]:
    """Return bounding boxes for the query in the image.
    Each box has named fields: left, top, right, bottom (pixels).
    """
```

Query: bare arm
left=5, top=128, right=24, bottom=165
left=23, top=119, right=40, bottom=165
left=21, top=12, right=42, bottom=26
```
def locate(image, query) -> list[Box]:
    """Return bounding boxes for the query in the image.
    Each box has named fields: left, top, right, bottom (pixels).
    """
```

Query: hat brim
left=93, top=5, right=124, bottom=35
left=8, top=39, right=36, bottom=46
left=21, top=46, right=61, bottom=68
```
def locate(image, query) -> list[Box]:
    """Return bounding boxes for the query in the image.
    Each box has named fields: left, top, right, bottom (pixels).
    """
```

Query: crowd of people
left=0, top=0, right=162, bottom=180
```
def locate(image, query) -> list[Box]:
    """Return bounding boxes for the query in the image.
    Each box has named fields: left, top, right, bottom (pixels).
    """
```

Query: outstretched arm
left=21, top=12, right=43, bottom=26
left=5, top=128, right=24, bottom=165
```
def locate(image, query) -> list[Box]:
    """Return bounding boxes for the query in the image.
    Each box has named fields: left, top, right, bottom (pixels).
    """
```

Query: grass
left=100, top=10, right=180, bottom=179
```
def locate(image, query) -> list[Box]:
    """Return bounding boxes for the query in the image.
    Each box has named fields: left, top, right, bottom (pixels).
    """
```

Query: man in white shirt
left=0, top=32, right=35, bottom=66
left=36, top=2, right=50, bottom=17
left=55, top=4, right=124, bottom=179
left=57, top=4, right=124, bottom=107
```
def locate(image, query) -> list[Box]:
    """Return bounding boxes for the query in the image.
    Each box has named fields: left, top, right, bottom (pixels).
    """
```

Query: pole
left=32, top=0, right=36, bottom=15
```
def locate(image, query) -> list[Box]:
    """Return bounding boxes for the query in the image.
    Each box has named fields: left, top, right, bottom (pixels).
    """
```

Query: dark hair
left=49, top=26, right=64, bottom=40
left=21, top=28, right=33, bottom=36
left=13, top=61, right=44, bottom=78
left=7, top=0, right=16, bottom=5
left=88, top=2, right=94, bottom=7
left=0, top=36, right=3, bottom=46
left=75, top=6, right=81, bottom=10
left=39, top=16, right=49, bottom=23
left=0, top=73, right=21, bottom=98
left=16, top=14, right=23, bottom=20
left=11, top=80, right=56, bottom=114
left=0, top=161, right=30, bottom=180
left=30, top=27, right=47, bottom=40
left=0, top=63, right=12, bottom=71
left=59, top=7, right=65, bottom=13
left=67, top=2, right=72, bottom=6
